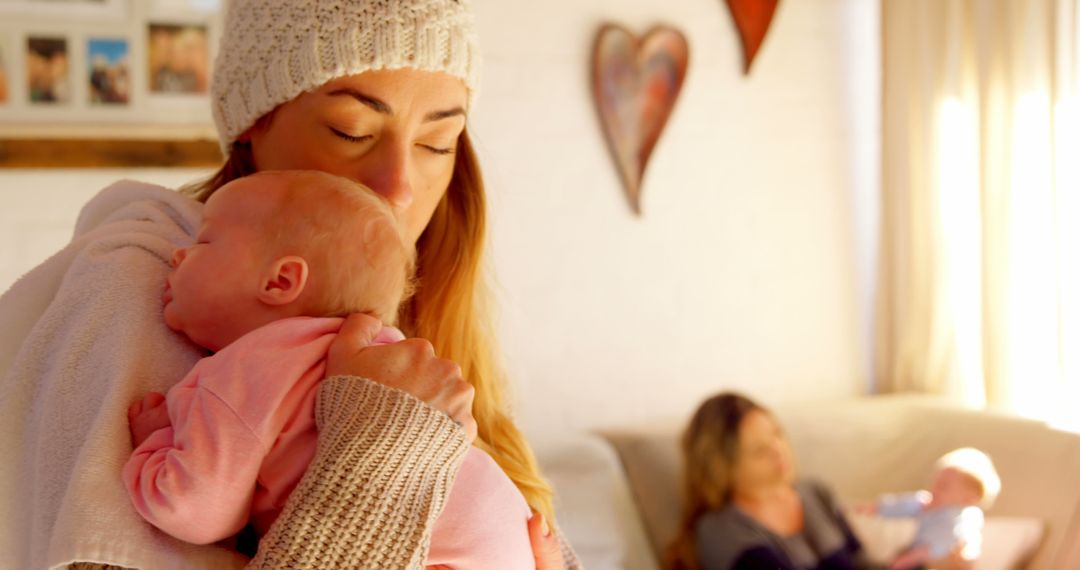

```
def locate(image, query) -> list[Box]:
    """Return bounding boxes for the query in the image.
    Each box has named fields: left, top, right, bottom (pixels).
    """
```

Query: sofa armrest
left=532, top=432, right=660, bottom=570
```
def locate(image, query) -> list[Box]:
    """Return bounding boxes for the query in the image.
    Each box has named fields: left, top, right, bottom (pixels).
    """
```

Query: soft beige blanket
left=0, top=180, right=246, bottom=569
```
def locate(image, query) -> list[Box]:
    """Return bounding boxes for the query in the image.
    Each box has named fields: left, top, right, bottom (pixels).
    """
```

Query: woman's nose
left=359, top=143, right=414, bottom=211
left=170, top=247, right=187, bottom=268
left=369, top=171, right=414, bottom=211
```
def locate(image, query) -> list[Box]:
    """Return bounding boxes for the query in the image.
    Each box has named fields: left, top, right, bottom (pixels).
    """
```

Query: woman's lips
left=162, top=281, right=172, bottom=304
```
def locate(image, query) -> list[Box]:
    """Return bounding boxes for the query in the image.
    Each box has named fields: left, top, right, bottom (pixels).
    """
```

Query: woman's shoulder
left=695, top=504, right=745, bottom=534
left=796, top=478, right=841, bottom=508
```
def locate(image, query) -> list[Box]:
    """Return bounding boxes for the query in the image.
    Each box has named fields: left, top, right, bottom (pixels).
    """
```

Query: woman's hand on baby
left=528, top=512, right=565, bottom=570
left=128, top=392, right=170, bottom=448
left=919, top=543, right=974, bottom=570
left=328, top=313, right=478, bottom=442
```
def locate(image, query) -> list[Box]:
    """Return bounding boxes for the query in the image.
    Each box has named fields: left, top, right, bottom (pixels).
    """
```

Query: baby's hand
left=128, top=392, right=170, bottom=448
left=891, top=545, right=931, bottom=570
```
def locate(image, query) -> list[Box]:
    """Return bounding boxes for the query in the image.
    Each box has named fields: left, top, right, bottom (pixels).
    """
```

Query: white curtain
left=878, top=0, right=1080, bottom=427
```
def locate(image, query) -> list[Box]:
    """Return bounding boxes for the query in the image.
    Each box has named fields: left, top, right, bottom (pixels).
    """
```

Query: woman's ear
left=258, top=256, right=309, bottom=306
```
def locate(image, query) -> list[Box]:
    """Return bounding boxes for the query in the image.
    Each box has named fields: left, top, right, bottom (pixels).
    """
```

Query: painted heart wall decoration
left=726, top=0, right=780, bottom=74
left=592, top=25, right=689, bottom=216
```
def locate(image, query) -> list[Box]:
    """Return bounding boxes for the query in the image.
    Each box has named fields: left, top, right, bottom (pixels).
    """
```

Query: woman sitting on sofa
left=665, top=392, right=873, bottom=570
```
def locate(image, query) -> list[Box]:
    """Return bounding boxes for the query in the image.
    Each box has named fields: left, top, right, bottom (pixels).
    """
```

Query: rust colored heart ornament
left=726, top=0, right=780, bottom=74
left=592, top=25, right=688, bottom=216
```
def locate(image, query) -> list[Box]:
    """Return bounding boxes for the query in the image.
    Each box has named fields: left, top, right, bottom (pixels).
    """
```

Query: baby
left=122, top=170, right=534, bottom=569
left=871, top=447, right=1001, bottom=569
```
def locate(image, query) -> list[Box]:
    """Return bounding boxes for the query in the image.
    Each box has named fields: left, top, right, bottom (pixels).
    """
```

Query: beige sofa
left=538, top=394, right=1080, bottom=569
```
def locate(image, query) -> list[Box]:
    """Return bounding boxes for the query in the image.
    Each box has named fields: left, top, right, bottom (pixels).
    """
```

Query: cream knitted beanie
left=211, top=0, right=480, bottom=154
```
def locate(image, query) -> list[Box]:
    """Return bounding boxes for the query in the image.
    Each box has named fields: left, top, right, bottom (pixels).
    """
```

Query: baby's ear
left=258, top=256, right=309, bottom=306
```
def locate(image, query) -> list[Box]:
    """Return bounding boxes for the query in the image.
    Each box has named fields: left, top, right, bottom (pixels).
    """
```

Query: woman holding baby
left=665, top=393, right=871, bottom=570
left=668, top=392, right=978, bottom=570
left=0, top=0, right=578, bottom=568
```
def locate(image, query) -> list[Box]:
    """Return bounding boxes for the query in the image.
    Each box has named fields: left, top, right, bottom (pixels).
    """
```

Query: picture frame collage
left=0, top=0, right=222, bottom=139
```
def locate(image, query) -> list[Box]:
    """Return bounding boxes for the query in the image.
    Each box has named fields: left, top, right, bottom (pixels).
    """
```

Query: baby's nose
left=170, top=247, right=187, bottom=268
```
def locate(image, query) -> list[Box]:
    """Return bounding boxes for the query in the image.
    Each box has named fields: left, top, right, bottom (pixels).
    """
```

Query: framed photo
left=0, top=35, right=9, bottom=104
left=87, top=36, right=130, bottom=104
left=147, top=23, right=209, bottom=95
left=0, top=0, right=223, bottom=167
left=26, top=35, right=70, bottom=105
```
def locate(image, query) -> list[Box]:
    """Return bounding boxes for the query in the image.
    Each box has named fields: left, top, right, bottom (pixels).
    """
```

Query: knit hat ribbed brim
left=211, top=0, right=480, bottom=155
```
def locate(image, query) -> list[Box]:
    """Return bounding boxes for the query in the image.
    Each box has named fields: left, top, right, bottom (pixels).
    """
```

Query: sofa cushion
left=532, top=432, right=659, bottom=570
left=601, top=422, right=684, bottom=559
left=845, top=511, right=1044, bottom=570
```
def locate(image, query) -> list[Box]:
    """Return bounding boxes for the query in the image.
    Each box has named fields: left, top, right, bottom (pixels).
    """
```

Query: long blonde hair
left=666, top=393, right=765, bottom=570
left=183, top=129, right=556, bottom=524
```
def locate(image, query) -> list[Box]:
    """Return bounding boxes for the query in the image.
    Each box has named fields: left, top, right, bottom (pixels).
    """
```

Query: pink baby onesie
left=122, top=316, right=533, bottom=569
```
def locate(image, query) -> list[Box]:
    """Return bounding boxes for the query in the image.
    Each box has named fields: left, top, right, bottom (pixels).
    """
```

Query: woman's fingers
left=326, top=313, right=478, bottom=441
left=946, top=542, right=975, bottom=570
left=445, top=381, right=476, bottom=442
left=326, top=313, right=385, bottom=377
left=528, top=512, right=563, bottom=570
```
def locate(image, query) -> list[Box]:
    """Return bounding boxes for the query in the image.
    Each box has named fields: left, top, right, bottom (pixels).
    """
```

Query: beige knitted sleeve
left=561, top=530, right=585, bottom=570
left=247, top=375, right=470, bottom=569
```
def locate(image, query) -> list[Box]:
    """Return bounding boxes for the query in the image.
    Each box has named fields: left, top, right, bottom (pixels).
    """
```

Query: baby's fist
left=128, top=392, right=169, bottom=448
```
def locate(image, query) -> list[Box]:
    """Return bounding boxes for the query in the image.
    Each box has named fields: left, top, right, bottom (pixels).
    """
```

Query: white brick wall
left=0, top=0, right=881, bottom=433
left=0, top=169, right=211, bottom=291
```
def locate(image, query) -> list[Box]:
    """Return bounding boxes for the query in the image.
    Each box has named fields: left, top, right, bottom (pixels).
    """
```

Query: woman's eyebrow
left=327, top=88, right=392, bottom=115
left=424, top=107, right=465, bottom=122
left=325, top=88, right=464, bottom=123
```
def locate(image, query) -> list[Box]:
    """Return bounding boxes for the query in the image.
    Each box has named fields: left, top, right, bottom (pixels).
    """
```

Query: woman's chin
left=778, top=465, right=796, bottom=484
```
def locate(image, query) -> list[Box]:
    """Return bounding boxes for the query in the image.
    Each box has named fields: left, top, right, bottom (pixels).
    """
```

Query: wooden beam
left=0, top=138, right=223, bottom=168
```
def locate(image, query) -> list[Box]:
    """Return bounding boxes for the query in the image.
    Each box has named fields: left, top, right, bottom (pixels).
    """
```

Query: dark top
left=695, top=479, right=878, bottom=570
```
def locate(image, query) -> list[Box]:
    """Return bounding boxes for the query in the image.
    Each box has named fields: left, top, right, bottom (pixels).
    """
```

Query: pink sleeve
left=426, top=448, right=534, bottom=569
left=122, top=379, right=265, bottom=545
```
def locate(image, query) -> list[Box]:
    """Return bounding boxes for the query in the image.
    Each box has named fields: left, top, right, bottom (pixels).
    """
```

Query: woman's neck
left=733, top=482, right=793, bottom=506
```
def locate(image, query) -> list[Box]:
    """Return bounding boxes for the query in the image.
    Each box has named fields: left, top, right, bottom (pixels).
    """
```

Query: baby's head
left=929, top=447, right=1001, bottom=509
left=163, top=170, right=413, bottom=351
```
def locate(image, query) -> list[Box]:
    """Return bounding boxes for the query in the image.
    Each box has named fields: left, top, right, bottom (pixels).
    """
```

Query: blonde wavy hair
left=183, top=129, right=556, bottom=524
left=666, top=392, right=767, bottom=570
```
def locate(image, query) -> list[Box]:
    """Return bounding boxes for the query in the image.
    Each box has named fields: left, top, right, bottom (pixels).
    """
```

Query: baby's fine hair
left=935, top=447, right=1001, bottom=509
left=249, top=170, right=415, bottom=324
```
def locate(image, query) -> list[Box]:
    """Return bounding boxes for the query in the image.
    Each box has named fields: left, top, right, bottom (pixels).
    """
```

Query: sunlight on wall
left=937, top=92, right=1080, bottom=430
left=936, top=97, right=985, bottom=406
left=1052, top=96, right=1080, bottom=432
left=1007, top=94, right=1061, bottom=420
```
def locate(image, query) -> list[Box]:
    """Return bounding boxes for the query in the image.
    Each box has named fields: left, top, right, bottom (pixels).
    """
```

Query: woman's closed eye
left=329, top=126, right=372, bottom=144
left=329, top=125, right=454, bottom=156
left=420, top=143, right=455, bottom=155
